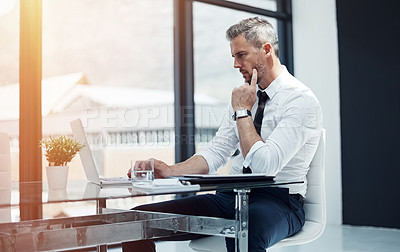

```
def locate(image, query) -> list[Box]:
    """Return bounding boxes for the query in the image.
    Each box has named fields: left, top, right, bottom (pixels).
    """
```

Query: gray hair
left=226, top=17, right=279, bottom=57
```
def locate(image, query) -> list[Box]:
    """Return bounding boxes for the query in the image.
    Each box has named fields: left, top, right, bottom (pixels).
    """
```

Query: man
left=124, top=17, right=322, bottom=252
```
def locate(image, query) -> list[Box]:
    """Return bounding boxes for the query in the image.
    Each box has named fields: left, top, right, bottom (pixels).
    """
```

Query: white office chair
left=189, top=129, right=326, bottom=251
left=0, top=132, right=11, bottom=190
left=0, top=132, right=12, bottom=222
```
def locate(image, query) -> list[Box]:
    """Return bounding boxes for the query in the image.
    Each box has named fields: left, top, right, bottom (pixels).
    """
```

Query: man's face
left=230, top=34, right=266, bottom=84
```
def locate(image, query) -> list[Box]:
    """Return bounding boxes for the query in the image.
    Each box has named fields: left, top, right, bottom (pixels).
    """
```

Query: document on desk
left=131, top=178, right=200, bottom=194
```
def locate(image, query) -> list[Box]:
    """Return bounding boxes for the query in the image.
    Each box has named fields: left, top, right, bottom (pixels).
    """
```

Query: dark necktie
left=243, top=90, right=269, bottom=174
left=253, top=91, right=269, bottom=135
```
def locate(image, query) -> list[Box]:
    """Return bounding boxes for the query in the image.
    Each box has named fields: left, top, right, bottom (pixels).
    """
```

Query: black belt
left=290, top=194, right=304, bottom=206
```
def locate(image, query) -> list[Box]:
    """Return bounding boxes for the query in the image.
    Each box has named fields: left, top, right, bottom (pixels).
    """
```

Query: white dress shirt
left=197, top=66, right=323, bottom=197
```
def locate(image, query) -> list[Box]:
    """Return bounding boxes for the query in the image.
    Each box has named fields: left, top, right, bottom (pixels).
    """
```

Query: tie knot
left=257, top=91, right=268, bottom=103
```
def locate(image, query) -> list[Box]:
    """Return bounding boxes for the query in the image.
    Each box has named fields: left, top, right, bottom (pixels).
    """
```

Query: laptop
left=180, top=174, right=275, bottom=185
left=70, top=118, right=131, bottom=186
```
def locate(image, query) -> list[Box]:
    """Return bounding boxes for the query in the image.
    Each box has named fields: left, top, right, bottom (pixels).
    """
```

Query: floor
left=107, top=224, right=400, bottom=252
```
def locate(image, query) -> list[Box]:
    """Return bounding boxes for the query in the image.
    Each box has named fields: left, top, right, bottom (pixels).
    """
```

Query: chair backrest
left=0, top=132, right=12, bottom=222
left=0, top=132, right=11, bottom=188
left=303, top=129, right=326, bottom=224
left=272, top=128, right=326, bottom=247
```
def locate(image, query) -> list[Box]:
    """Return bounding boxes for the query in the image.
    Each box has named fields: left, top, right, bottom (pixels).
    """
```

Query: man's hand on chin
left=231, top=68, right=258, bottom=111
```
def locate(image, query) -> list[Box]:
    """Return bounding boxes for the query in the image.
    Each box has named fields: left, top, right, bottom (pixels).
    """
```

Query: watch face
left=237, top=109, right=248, bottom=117
left=233, top=109, right=251, bottom=120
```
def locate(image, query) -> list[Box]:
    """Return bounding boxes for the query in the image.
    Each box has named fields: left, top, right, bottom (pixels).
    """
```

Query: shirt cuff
left=242, top=140, right=265, bottom=168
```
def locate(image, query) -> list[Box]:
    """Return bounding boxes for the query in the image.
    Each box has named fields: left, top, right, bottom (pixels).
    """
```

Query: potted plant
left=40, top=135, right=84, bottom=189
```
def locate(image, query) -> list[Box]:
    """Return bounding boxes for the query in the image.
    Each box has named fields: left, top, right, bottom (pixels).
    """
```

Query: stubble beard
left=254, top=55, right=267, bottom=87
left=242, top=55, right=267, bottom=85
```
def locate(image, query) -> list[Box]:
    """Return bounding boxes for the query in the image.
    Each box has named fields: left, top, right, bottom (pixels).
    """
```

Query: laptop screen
left=70, top=118, right=101, bottom=184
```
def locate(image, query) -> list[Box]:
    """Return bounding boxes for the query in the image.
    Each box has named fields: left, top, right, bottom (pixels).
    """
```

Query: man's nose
left=233, top=58, right=241, bottom=68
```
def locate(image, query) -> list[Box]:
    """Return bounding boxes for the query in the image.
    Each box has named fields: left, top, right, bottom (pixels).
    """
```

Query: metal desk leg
left=97, top=199, right=107, bottom=252
left=234, top=189, right=250, bottom=252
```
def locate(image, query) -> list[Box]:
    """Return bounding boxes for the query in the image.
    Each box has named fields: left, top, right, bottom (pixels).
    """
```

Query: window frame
left=173, top=0, right=293, bottom=162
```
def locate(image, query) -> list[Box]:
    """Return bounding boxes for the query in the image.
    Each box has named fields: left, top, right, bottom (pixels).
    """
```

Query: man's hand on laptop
left=127, top=158, right=172, bottom=179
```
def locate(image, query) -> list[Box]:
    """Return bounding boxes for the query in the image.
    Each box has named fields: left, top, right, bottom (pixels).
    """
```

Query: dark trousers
left=122, top=187, right=305, bottom=252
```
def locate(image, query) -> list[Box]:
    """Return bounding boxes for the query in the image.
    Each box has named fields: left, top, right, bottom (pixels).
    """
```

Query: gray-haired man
left=124, top=17, right=323, bottom=252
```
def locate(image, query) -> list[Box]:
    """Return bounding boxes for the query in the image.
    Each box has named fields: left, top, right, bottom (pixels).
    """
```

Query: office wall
left=336, top=0, right=400, bottom=228
left=292, top=0, right=342, bottom=225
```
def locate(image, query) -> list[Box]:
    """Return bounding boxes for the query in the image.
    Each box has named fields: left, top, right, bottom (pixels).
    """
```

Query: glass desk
left=0, top=179, right=302, bottom=252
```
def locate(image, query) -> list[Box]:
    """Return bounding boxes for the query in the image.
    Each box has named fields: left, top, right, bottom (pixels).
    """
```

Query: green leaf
left=39, top=135, right=84, bottom=167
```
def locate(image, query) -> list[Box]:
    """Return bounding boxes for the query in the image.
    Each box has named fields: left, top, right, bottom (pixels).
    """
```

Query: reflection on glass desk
left=0, top=179, right=302, bottom=252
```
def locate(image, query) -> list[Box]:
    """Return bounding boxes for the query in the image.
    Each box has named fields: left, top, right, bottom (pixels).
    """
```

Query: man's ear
left=262, top=43, right=272, bottom=56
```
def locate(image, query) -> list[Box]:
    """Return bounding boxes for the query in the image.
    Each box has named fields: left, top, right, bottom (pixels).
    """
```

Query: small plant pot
left=46, top=166, right=69, bottom=190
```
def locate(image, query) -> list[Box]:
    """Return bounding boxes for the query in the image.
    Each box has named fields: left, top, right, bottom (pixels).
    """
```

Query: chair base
left=189, top=221, right=325, bottom=251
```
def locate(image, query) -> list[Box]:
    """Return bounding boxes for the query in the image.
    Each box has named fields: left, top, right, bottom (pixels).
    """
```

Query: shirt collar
left=256, top=65, right=289, bottom=99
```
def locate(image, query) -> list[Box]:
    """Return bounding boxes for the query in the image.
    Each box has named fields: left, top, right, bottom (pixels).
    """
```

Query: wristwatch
left=232, top=109, right=252, bottom=121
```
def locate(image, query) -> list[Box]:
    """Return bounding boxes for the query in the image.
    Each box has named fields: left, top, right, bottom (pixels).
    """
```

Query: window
left=187, top=0, right=291, bottom=174
left=6, top=0, right=292, bottom=220
left=42, top=0, right=175, bottom=182
left=193, top=2, right=278, bottom=158
left=0, top=0, right=19, bottom=182
left=14, top=0, right=292, bottom=182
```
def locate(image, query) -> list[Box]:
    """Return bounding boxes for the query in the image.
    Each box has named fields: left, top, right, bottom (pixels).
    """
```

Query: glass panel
left=193, top=2, right=278, bottom=174
left=0, top=0, right=19, bottom=223
left=0, top=0, right=19, bottom=183
left=224, top=0, right=277, bottom=11
left=41, top=0, right=174, bottom=217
